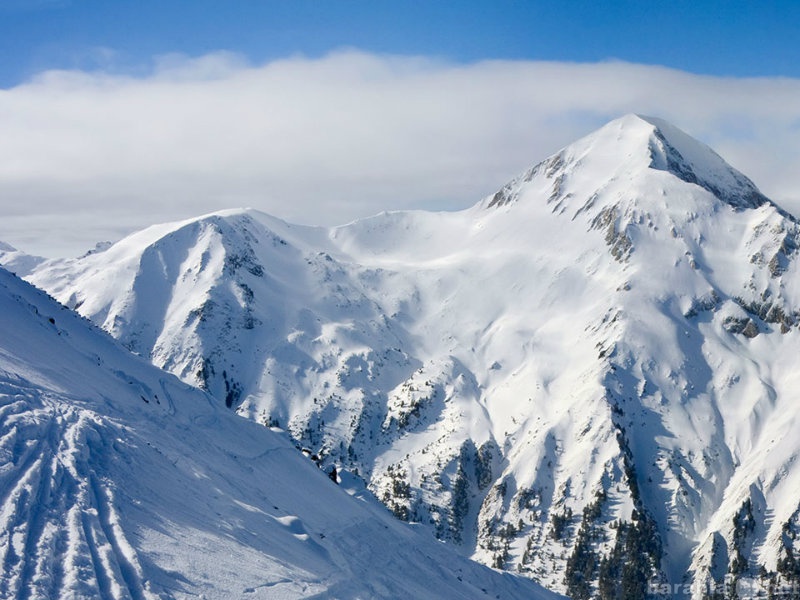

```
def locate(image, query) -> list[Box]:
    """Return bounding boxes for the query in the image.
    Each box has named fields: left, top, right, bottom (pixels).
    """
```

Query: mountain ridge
left=0, top=264, right=557, bottom=599
left=10, top=115, right=800, bottom=598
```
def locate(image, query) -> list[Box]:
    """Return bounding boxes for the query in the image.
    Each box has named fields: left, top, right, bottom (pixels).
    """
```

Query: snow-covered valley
left=6, top=114, right=800, bottom=598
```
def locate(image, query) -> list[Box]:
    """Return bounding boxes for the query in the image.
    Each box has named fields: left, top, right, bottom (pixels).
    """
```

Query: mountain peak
left=486, top=114, right=770, bottom=212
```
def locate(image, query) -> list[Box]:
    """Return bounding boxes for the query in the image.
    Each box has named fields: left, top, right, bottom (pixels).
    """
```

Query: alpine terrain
left=10, top=114, right=800, bottom=598
left=0, top=266, right=557, bottom=598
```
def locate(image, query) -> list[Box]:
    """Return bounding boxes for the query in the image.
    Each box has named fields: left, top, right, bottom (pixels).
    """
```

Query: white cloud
left=2, top=50, right=800, bottom=256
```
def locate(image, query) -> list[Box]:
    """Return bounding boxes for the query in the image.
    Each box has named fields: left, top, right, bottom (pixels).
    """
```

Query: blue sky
left=2, top=1, right=800, bottom=257
left=1, top=0, right=798, bottom=86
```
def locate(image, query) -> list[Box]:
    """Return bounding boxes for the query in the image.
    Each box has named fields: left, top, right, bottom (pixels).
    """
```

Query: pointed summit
left=486, top=114, right=769, bottom=212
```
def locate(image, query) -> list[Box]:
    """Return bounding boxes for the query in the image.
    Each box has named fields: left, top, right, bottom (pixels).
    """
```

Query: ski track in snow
left=0, top=385, right=151, bottom=600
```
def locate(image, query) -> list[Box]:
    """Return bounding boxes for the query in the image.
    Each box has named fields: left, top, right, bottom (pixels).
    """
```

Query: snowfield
left=8, top=114, right=800, bottom=598
left=0, top=267, right=556, bottom=598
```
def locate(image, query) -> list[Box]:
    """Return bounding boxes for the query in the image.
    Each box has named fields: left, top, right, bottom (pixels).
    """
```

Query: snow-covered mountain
left=0, top=265, right=557, bottom=599
left=15, top=114, right=800, bottom=598
left=0, top=241, right=44, bottom=277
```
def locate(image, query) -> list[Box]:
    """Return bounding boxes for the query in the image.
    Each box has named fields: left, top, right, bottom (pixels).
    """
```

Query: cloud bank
left=2, top=50, right=800, bottom=256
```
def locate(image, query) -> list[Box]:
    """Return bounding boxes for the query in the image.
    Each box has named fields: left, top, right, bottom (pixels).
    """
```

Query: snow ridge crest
left=640, top=115, right=769, bottom=211
left=486, top=114, right=770, bottom=213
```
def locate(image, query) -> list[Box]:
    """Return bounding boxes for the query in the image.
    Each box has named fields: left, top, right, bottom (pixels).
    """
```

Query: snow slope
left=0, top=241, right=44, bottom=277
left=17, top=114, right=800, bottom=598
left=0, top=266, right=556, bottom=599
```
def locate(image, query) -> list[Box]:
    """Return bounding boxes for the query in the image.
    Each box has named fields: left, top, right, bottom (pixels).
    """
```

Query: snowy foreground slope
left=15, top=114, right=800, bottom=598
left=0, top=267, right=555, bottom=599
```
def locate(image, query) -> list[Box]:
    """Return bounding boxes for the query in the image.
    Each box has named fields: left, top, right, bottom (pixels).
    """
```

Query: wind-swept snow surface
left=0, top=267, right=555, bottom=599
left=16, top=114, right=800, bottom=598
